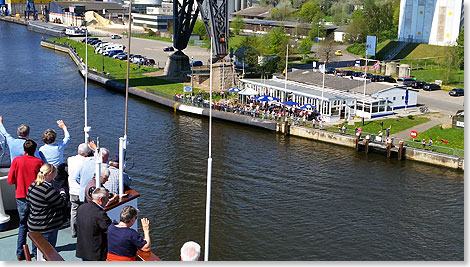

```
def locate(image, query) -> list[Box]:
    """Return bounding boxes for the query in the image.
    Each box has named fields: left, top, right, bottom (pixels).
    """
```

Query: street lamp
left=101, top=41, right=104, bottom=72
left=191, top=56, right=194, bottom=91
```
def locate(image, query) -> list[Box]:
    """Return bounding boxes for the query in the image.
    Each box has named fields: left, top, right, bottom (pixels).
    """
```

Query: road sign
left=184, top=86, right=193, bottom=93
left=366, top=36, right=377, bottom=56
left=410, top=130, right=417, bottom=138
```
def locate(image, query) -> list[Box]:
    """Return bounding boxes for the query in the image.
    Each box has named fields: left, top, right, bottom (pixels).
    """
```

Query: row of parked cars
left=80, top=37, right=155, bottom=66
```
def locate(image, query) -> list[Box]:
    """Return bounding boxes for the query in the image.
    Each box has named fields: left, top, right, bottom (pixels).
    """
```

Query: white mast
left=321, top=60, right=326, bottom=117
left=204, top=34, right=213, bottom=262
left=119, top=0, right=132, bottom=198
left=84, top=22, right=90, bottom=143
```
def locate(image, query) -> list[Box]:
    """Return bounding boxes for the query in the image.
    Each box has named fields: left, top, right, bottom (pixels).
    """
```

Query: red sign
left=410, top=131, right=417, bottom=138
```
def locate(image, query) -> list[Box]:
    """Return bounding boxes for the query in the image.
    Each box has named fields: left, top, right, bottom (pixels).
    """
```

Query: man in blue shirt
left=0, top=116, right=39, bottom=163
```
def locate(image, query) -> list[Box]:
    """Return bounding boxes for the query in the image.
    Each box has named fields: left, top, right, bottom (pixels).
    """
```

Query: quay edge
left=40, top=40, right=464, bottom=171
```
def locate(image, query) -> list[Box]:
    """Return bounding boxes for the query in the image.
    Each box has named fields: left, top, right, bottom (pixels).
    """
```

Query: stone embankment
left=40, top=40, right=464, bottom=171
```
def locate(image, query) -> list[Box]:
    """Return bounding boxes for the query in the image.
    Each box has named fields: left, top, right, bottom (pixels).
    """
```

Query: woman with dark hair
left=106, top=206, right=151, bottom=261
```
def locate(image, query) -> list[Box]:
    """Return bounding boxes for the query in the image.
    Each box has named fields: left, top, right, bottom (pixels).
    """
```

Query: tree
left=316, top=37, right=336, bottom=65
left=269, top=0, right=293, bottom=20
left=456, top=27, right=464, bottom=70
left=231, top=15, right=245, bottom=35
left=263, top=26, right=290, bottom=57
left=237, top=36, right=265, bottom=55
left=299, top=38, right=313, bottom=55
left=363, top=0, right=396, bottom=41
left=192, top=20, right=208, bottom=40
left=345, top=9, right=367, bottom=43
left=297, top=0, right=322, bottom=22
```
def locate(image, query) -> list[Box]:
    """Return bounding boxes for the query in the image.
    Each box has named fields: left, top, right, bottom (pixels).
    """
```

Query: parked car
left=131, top=55, right=145, bottom=64
left=82, top=37, right=98, bottom=43
left=370, top=75, right=381, bottom=82
left=163, top=46, right=174, bottom=52
left=379, top=76, right=396, bottom=83
left=449, top=88, right=464, bottom=96
left=397, top=77, right=415, bottom=86
left=342, top=70, right=355, bottom=76
left=116, top=53, right=128, bottom=60
left=411, top=81, right=426, bottom=89
left=353, top=71, right=363, bottom=77
left=325, top=67, right=335, bottom=74
left=144, top=58, right=155, bottom=66
left=423, top=83, right=441, bottom=91
left=190, top=60, right=203, bottom=67
left=111, top=34, right=122, bottom=39
left=107, top=50, right=123, bottom=57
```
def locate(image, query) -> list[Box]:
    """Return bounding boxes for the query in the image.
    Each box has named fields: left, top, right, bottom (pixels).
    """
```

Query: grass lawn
left=50, top=38, right=197, bottom=96
left=409, top=69, right=464, bottom=89
left=405, top=125, right=464, bottom=156
left=352, top=115, right=430, bottom=135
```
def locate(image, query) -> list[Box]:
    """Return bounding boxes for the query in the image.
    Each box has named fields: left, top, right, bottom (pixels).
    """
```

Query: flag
left=373, top=62, right=379, bottom=69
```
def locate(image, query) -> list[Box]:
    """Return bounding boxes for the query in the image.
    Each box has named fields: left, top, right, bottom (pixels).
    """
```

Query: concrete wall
left=405, top=148, right=463, bottom=170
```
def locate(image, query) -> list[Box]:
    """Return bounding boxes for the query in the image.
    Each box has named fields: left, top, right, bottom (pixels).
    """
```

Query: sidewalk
left=392, top=112, right=451, bottom=139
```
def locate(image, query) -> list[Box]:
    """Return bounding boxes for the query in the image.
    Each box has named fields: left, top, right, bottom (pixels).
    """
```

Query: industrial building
left=398, top=0, right=464, bottom=46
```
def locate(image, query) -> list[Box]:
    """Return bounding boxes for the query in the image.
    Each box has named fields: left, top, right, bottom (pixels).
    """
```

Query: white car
left=111, top=34, right=122, bottom=39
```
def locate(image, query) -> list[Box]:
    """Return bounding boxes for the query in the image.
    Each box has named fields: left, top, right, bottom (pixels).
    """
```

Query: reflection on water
left=0, top=21, right=464, bottom=261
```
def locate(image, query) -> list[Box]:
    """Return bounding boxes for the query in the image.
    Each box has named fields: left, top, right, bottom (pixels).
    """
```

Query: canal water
left=0, top=21, right=464, bottom=261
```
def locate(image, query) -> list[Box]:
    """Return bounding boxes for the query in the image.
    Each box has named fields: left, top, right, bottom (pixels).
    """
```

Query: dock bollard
left=398, top=141, right=404, bottom=160
left=387, top=138, right=392, bottom=158
left=365, top=135, right=370, bottom=153
left=355, top=133, right=360, bottom=151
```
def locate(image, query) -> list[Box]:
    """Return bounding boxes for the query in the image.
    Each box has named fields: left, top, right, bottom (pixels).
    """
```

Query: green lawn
left=409, top=69, right=464, bottom=89
left=50, top=38, right=197, bottom=96
left=409, top=125, right=464, bottom=150
left=352, top=115, right=430, bottom=135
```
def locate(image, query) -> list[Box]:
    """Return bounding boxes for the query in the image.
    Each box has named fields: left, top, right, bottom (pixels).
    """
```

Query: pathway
left=392, top=112, right=451, bottom=140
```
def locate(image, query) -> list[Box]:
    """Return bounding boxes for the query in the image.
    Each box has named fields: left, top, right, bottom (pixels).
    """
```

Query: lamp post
left=101, top=41, right=105, bottom=72
left=191, top=56, right=194, bottom=90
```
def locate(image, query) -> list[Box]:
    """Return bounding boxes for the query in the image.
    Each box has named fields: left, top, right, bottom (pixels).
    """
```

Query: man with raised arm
left=0, top=116, right=40, bottom=162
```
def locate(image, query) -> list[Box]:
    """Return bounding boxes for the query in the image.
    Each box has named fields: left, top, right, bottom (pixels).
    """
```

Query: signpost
left=410, top=130, right=417, bottom=141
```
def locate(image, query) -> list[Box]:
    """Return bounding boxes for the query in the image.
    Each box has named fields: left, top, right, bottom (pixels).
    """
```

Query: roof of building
left=287, top=69, right=399, bottom=95
left=232, top=6, right=272, bottom=18
left=53, top=1, right=125, bottom=13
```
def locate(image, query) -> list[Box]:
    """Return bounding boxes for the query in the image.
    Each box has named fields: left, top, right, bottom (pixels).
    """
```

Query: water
left=0, top=21, right=464, bottom=261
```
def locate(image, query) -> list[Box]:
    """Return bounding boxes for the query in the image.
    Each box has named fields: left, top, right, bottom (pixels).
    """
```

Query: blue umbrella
left=256, top=95, right=280, bottom=102
left=282, top=101, right=300, bottom=106
left=300, top=104, right=316, bottom=109
left=228, top=87, right=241, bottom=93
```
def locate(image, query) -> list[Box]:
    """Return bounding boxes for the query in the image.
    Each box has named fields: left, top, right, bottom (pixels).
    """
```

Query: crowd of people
left=174, top=93, right=325, bottom=125
left=0, top=116, right=200, bottom=261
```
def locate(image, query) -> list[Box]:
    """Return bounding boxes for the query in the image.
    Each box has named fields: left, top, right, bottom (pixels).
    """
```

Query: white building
left=398, top=0, right=464, bottom=46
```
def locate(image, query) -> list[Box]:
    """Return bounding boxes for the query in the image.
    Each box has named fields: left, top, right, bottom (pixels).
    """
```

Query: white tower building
left=397, top=0, right=464, bottom=46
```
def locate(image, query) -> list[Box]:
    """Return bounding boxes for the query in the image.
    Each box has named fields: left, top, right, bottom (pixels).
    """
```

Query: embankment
left=40, top=40, right=464, bottom=171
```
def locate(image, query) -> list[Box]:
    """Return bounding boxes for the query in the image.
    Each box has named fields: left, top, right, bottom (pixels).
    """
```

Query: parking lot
left=71, top=35, right=211, bottom=68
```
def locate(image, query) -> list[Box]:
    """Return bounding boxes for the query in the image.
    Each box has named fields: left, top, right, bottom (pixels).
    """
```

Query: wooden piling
left=398, top=141, right=404, bottom=160
left=365, top=135, right=370, bottom=153
left=355, top=133, right=360, bottom=151
left=387, top=139, right=392, bottom=158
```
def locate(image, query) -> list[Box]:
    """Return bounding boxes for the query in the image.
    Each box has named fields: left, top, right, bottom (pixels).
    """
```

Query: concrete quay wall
left=40, top=41, right=463, bottom=171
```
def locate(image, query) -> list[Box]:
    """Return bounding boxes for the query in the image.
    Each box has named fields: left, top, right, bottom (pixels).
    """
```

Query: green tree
left=269, top=0, right=293, bottom=20
left=299, top=38, right=313, bottom=55
left=363, top=0, right=396, bottom=41
left=237, top=36, right=266, bottom=55
left=456, top=27, right=464, bottom=70
left=263, top=26, right=290, bottom=57
left=192, top=20, right=208, bottom=40
left=297, top=0, right=322, bottom=22
left=345, top=9, right=367, bottom=43
left=231, top=15, right=245, bottom=35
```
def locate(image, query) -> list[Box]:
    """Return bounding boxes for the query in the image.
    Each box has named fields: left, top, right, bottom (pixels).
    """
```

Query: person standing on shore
left=429, top=138, right=433, bottom=150
left=7, top=140, right=43, bottom=260
left=386, top=126, right=391, bottom=137
left=422, top=139, right=426, bottom=149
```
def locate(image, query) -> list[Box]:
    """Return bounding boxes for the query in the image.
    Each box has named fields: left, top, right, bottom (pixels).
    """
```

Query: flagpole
left=204, top=34, right=213, bottom=262
left=362, top=53, right=367, bottom=117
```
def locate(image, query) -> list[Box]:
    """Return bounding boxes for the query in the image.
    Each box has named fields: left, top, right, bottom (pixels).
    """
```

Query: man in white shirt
left=67, top=143, right=92, bottom=238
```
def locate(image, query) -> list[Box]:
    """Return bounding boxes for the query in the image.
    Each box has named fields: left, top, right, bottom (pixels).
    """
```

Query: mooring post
left=365, top=135, right=370, bottom=153
left=398, top=141, right=404, bottom=160
left=387, top=139, right=392, bottom=158
left=355, top=133, right=360, bottom=151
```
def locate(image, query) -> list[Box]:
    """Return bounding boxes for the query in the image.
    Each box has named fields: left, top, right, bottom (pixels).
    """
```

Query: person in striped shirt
left=26, top=164, right=66, bottom=258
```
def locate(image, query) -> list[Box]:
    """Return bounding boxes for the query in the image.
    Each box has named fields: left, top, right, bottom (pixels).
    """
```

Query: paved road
left=416, top=89, right=464, bottom=115
left=71, top=35, right=211, bottom=69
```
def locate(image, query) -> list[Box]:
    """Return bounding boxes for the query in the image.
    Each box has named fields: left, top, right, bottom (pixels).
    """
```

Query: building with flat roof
left=240, top=69, right=418, bottom=122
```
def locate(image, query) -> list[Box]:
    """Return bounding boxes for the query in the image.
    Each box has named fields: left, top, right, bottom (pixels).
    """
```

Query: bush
left=147, top=29, right=156, bottom=36
left=346, top=43, right=366, bottom=56
left=407, top=115, right=414, bottom=120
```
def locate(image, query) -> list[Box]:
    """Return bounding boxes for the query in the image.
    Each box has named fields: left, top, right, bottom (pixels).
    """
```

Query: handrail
left=27, top=232, right=65, bottom=261
left=136, top=251, right=162, bottom=261
left=104, top=189, right=140, bottom=212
